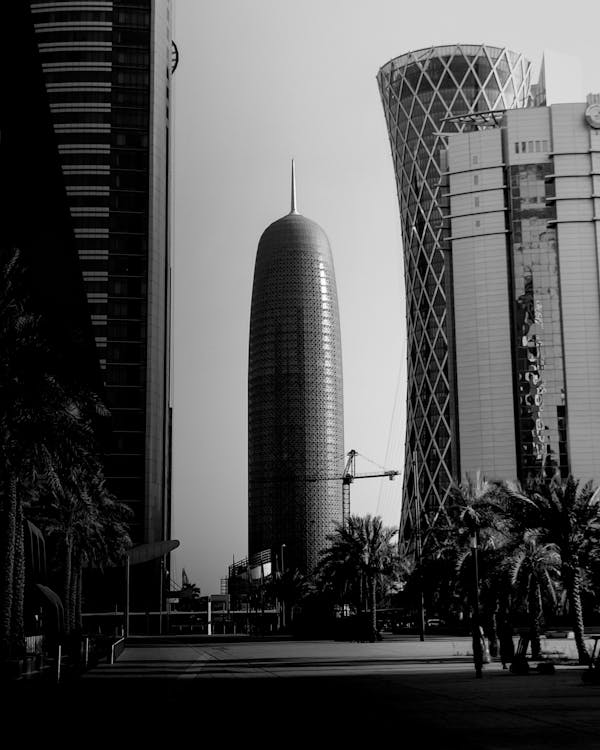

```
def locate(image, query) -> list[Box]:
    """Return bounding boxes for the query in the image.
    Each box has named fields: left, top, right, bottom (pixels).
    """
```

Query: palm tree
left=31, top=455, right=132, bottom=634
left=1, top=248, right=119, bottom=658
left=317, top=514, right=400, bottom=637
left=0, top=248, right=88, bottom=658
left=507, top=529, right=562, bottom=659
left=447, top=473, right=515, bottom=646
left=506, top=476, right=600, bottom=664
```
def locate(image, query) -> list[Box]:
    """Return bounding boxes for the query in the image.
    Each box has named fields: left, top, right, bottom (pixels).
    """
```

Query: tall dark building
left=1, top=5, right=101, bottom=393
left=248, top=166, right=344, bottom=574
left=29, top=1, right=174, bottom=562
left=24, top=0, right=175, bottom=607
left=377, top=45, right=532, bottom=550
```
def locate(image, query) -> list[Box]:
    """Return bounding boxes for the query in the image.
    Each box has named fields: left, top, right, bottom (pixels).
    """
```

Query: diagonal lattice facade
left=376, top=45, right=532, bottom=552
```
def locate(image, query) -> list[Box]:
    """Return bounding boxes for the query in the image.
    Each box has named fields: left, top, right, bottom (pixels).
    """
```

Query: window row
left=514, top=140, right=549, bottom=155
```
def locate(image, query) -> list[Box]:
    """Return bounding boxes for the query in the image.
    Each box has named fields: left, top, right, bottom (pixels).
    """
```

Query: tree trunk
left=487, top=600, right=499, bottom=658
left=359, top=575, right=364, bottom=614
left=10, top=501, right=25, bottom=657
left=63, top=532, right=73, bottom=634
left=565, top=564, right=590, bottom=665
left=70, top=553, right=79, bottom=633
left=0, top=474, right=18, bottom=658
left=370, top=575, right=377, bottom=640
left=74, top=561, right=83, bottom=632
left=528, top=581, right=542, bottom=660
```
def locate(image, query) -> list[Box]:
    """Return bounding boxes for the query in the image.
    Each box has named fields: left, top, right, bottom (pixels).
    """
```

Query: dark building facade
left=377, top=45, right=533, bottom=549
left=28, top=0, right=174, bottom=572
left=248, top=173, right=344, bottom=574
left=1, top=4, right=101, bottom=392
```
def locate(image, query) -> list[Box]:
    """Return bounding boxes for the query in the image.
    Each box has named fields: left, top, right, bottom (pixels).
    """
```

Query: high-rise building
left=378, top=43, right=600, bottom=552
left=248, top=166, right=344, bottom=574
left=1, top=4, right=101, bottom=394
left=377, top=45, right=532, bottom=548
left=445, top=96, right=600, bottom=487
left=28, top=1, right=175, bottom=601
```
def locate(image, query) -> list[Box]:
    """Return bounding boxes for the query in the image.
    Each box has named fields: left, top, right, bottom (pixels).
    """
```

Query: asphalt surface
left=7, top=636, right=600, bottom=748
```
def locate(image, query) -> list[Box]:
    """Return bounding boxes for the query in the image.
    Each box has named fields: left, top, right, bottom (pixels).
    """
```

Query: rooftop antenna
left=290, top=159, right=298, bottom=214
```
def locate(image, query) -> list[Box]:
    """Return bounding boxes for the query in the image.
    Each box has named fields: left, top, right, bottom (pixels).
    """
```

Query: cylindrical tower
left=248, top=168, right=344, bottom=574
left=376, top=45, right=532, bottom=551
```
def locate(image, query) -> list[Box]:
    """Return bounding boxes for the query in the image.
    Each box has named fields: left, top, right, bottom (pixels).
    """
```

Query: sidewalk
left=124, top=630, right=593, bottom=662
left=7, top=635, right=600, bottom=748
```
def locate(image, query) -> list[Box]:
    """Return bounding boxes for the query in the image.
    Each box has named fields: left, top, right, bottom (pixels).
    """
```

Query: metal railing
left=109, top=636, right=125, bottom=665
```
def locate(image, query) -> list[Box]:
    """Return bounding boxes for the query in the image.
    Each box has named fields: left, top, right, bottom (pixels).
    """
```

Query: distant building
left=377, top=44, right=600, bottom=552
left=248, top=165, right=344, bottom=574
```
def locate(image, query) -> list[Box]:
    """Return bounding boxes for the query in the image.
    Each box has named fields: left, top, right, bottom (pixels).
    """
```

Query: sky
left=169, top=0, right=598, bottom=596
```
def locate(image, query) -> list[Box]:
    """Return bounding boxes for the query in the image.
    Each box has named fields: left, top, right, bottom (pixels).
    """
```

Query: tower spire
left=290, top=159, right=298, bottom=214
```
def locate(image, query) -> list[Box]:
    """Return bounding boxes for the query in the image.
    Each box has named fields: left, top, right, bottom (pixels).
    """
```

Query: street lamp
left=412, top=451, right=426, bottom=642
left=280, top=544, right=287, bottom=630
left=470, top=532, right=483, bottom=679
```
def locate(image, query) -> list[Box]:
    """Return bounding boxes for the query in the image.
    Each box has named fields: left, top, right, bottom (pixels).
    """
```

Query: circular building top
left=258, top=211, right=330, bottom=254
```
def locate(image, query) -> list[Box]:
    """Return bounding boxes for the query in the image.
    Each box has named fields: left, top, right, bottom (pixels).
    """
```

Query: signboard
left=127, top=539, right=180, bottom=566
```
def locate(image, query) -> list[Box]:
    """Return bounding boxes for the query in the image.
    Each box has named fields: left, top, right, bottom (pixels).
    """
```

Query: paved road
left=9, top=637, right=600, bottom=747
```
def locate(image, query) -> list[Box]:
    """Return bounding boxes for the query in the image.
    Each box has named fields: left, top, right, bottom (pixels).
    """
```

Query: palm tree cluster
left=415, top=473, right=600, bottom=665
left=259, top=515, right=404, bottom=640
left=0, top=248, right=132, bottom=661
left=315, top=514, right=402, bottom=637
left=266, top=473, right=600, bottom=662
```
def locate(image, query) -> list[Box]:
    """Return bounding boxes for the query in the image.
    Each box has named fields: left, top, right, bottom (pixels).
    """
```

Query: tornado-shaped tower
left=376, top=45, right=532, bottom=551
left=248, top=164, right=344, bottom=574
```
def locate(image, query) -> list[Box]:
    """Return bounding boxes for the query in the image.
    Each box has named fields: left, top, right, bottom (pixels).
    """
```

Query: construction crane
left=309, top=449, right=400, bottom=527
left=340, top=449, right=400, bottom=525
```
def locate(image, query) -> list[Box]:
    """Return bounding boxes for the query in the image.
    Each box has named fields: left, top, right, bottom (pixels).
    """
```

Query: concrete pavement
left=8, top=636, right=600, bottom=748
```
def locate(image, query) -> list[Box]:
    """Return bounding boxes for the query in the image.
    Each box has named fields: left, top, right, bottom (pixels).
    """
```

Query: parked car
left=426, top=617, right=445, bottom=628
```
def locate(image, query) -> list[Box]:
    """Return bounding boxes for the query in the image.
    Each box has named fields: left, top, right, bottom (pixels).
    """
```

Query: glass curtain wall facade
left=248, top=210, right=344, bottom=574
left=377, top=45, right=532, bottom=551
left=30, top=1, right=173, bottom=579
left=445, top=101, right=600, bottom=491
left=508, top=161, right=568, bottom=480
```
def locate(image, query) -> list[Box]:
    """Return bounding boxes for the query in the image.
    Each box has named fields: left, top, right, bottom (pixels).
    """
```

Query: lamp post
left=471, top=532, right=483, bottom=679
left=280, top=543, right=287, bottom=630
left=412, top=451, right=425, bottom=642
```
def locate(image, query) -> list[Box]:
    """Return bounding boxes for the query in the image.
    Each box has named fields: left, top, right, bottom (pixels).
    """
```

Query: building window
left=535, top=140, right=541, bottom=152
left=475, top=220, right=481, bottom=227
left=474, top=175, right=479, bottom=185
left=472, top=155, right=479, bottom=165
left=522, top=142, right=526, bottom=152
left=474, top=196, right=480, bottom=208
left=542, top=140, right=549, bottom=152
left=515, top=142, right=519, bottom=153
left=528, top=141, right=533, bottom=152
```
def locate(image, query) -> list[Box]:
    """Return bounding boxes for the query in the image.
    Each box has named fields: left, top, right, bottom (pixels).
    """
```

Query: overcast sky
left=170, top=0, right=596, bottom=595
